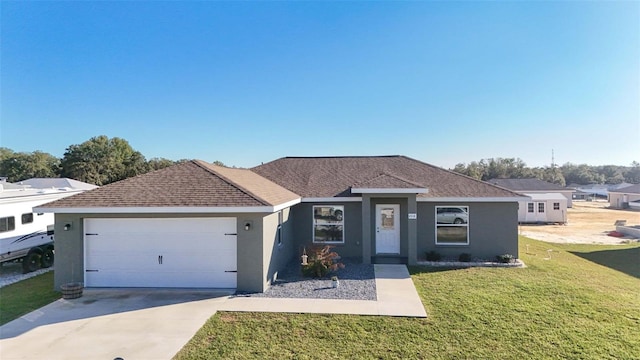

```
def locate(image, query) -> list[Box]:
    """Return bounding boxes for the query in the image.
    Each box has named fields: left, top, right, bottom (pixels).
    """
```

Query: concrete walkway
left=0, top=265, right=425, bottom=359
left=221, top=265, right=426, bottom=317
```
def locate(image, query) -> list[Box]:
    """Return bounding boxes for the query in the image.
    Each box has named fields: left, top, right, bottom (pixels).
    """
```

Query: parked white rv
left=0, top=180, right=96, bottom=273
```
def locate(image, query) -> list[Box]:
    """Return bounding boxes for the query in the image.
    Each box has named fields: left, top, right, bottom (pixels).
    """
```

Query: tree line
left=452, top=158, right=640, bottom=186
left=2, top=137, right=637, bottom=187
left=0, top=136, right=192, bottom=185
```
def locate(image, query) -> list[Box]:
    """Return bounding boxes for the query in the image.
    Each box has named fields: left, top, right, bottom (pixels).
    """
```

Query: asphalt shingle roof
left=41, top=160, right=296, bottom=208
left=486, top=178, right=570, bottom=192
left=252, top=156, right=520, bottom=198
left=609, top=184, right=640, bottom=194
left=195, top=161, right=300, bottom=205
left=42, top=156, right=523, bottom=209
left=352, top=173, right=426, bottom=190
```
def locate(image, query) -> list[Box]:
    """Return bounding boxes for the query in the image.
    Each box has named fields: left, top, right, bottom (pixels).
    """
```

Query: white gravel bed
left=243, top=259, right=376, bottom=300
left=0, top=262, right=53, bottom=288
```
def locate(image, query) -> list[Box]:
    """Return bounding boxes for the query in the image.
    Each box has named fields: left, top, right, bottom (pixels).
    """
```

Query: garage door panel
left=84, top=218, right=237, bottom=289
left=87, top=255, right=162, bottom=271
left=87, top=270, right=237, bottom=288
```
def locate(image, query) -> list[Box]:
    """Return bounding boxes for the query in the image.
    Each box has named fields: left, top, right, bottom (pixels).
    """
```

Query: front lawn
left=174, top=237, right=640, bottom=359
left=0, top=271, right=60, bottom=326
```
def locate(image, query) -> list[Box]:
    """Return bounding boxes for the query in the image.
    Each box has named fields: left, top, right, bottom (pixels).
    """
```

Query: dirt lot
left=519, top=200, right=640, bottom=244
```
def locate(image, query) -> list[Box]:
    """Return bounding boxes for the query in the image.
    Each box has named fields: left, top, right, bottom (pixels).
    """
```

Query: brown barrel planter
left=61, top=282, right=83, bottom=299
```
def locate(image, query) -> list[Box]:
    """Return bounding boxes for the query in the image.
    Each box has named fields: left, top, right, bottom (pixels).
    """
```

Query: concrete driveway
left=0, top=289, right=234, bottom=360
left=0, top=265, right=426, bottom=359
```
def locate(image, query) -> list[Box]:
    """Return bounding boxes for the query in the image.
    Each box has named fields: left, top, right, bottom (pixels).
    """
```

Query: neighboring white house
left=608, top=184, right=640, bottom=209
left=517, top=193, right=568, bottom=224
left=487, top=178, right=575, bottom=208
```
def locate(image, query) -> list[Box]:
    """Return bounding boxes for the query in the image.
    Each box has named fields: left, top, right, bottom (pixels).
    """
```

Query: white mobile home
left=518, top=193, right=567, bottom=224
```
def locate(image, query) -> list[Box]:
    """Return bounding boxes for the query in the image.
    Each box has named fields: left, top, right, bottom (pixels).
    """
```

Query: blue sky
left=1, top=1, right=638, bottom=169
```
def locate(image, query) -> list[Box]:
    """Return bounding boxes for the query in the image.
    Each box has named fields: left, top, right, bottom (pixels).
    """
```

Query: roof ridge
left=398, top=155, right=523, bottom=197
left=283, top=155, right=401, bottom=159
left=192, top=160, right=270, bottom=206
left=380, top=172, right=425, bottom=188
left=353, top=172, right=425, bottom=188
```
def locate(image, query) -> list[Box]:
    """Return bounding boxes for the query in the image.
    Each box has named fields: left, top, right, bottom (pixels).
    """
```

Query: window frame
left=0, top=216, right=16, bottom=233
left=553, top=202, right=560, bottom=210
left=276, top=210, right=283, bottom=246
left=538, top=202, right=545, bottom=213
left=312, top=205, right=345, bottom=244
left=527, top=203, right=534, bottom=213
left=435, top=205, right=469, bottom=246
left=21, top=213, right=34, bottom=225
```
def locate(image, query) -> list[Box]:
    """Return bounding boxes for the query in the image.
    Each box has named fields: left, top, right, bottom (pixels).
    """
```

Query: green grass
left=175, top=237, right=640, bottom=360
left=555, top=243, right=639, bottom=278
left=0, top=271, right=60, bottom=326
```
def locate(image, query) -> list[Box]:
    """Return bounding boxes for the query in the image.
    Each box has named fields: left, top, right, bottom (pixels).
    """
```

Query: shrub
left=458, top=253, right=472, bottom=262
left=425, top=251, right=441, bottom=262
left=496, top=254, right=515, bottom=264
left=301, top=245, right=345, bottom=278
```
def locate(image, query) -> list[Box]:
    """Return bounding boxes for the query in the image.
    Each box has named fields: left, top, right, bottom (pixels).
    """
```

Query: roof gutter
left=417, top=196, right=529, bottom=202
left=35, top=198, right=302, bottom=214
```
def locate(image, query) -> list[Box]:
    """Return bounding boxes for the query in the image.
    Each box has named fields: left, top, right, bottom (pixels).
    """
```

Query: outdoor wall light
left=244, top=221, right=252, bottom=231
left=63, top=222, right=72, bottom=231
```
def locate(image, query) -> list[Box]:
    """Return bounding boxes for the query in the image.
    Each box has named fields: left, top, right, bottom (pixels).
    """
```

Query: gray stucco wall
left=416, top=202, right=519, bottom=260
left=262, top=208, right=295, bottom=291
left=290, top=202, right=363, bottom=260
left=53, top=212, right=273, bottom=293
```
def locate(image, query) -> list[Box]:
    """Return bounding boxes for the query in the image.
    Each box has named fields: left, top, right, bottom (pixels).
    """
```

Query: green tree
left=0, top=147, right=15, bottom=162
left=0, top=151, right=60, bottom=182
left=542, top=166, right=566, bottom=186
left=60, top=136, right=147, bottom=185
left=147, top=157, right=177, bottom=171
left=561, top=163, right=604, bottom=185
left=596, top=165, right=625, bottom=184
left=624, top=161, right=640, bottom=184
left=453, top=158, right=533, bottom=181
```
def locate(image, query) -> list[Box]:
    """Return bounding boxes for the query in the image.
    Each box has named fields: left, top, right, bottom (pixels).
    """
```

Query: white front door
left=375, top=204, right=400, bottom=254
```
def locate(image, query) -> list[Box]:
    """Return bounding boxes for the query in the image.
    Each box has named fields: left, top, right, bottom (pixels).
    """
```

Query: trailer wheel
left=22, top=249, right=42, bottom=273
left=41, top=247, right=54, bottom=268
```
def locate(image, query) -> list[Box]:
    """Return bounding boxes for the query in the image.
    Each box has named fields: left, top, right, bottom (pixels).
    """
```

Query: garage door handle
left=85, top=233, right=99, bottom=236
left=225, top=233, right=237, bottom=236
left=86, top=269, right=98, bottom=272
left=225, top=270, right=237, bottom=273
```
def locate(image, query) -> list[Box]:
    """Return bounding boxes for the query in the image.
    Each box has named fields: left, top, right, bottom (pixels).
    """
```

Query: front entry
left=376, top=204, right=400, bottom=254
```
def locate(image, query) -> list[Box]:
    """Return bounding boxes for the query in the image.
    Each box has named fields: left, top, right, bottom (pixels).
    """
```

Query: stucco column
left=407, top=194, right=417, bottom=265
left=362, top=194, right=371, bottom=264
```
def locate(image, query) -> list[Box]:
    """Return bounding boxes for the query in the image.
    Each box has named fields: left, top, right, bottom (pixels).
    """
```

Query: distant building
left=487, top=178, right=575, bottom=208
left=608, top=184, right=640, bottom=209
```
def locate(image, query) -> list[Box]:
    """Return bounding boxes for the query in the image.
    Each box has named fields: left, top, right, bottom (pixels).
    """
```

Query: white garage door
left=84, top=218, right=237, bottom=288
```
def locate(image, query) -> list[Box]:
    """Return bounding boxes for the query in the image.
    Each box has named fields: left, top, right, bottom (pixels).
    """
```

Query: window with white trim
left=313, top=205, right=344, bottom=243
left=553, top=202, right=560, bottom=210
left=538, top=203, right=545, bottom=213
left=527, top=203, right=534, bottom=213
left=277, top=210, right=283, bottom=246
left=0, top=216, right=15, bottom=233
left=435, top=206, right=469, bottom=245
